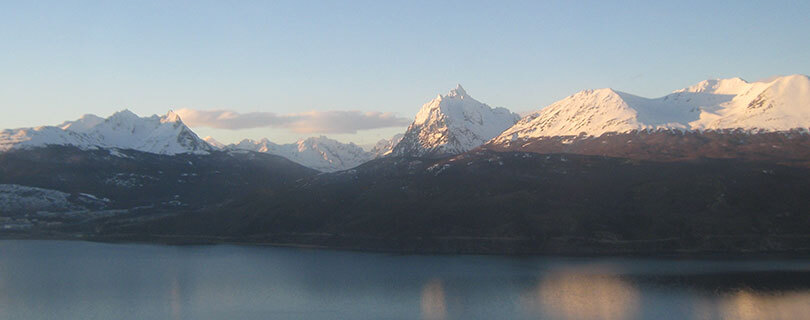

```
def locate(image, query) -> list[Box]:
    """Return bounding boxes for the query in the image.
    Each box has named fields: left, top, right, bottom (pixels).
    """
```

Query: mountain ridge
left=227, top=136, right=374, bottom=172
left=493, top=74, right=810, bottom=144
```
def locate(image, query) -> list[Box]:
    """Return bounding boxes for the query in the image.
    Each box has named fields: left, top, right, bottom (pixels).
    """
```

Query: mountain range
left=493, top=74, right=810, bottom=143
left=3, top=74, right=810, bottom=254
left=4, top=75, right=808, bottom=170
left=226, top=136, right=373, bottom=172
left=0, top=110, right=212, bottom=155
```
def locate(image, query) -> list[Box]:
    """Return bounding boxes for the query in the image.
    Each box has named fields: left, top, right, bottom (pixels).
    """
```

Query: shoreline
left=4, top=232, right=810, bottom=259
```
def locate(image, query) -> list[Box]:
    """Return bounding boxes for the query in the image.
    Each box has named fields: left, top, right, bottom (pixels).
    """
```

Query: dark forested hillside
left=0, top=146, right=317, bottom=210
left=99, top=150, right=810, bottom=255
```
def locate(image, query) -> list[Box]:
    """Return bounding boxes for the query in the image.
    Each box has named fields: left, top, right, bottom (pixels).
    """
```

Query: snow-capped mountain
left=392, top=85, right=520, bottom=157
left=493, top=75, right=810, bottom=143
left=0, top=110, right=212, bottom=155
left=229, top=136, right=373, bottom=172
left=369, top=133, right=404, bottom=158
left=203, top=136, right=226, bottom=149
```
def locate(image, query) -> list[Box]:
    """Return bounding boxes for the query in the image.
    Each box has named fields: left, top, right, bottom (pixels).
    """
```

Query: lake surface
left=1, top=241, right=809, bottom=320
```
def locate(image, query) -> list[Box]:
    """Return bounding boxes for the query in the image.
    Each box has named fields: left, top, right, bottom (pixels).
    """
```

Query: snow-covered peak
left=495, top=88, right=647, bottom=141
left=394, top=85, right=520, bottom=157
left=58, top=114, right=105, bottom=133
left=228, top=136, right=373, bottom=172
left=369, top=133, right=405, bottom=158
left=162, top=110, right=183, bottom=124
left=673, top=77, right=749, bottom=95
left=231, top=138, right=275, bottom=153
left=107, top=109, right=140, bottom=122
left=203, top=136, right=226, bottom=149
left=493, top=75, right=810, bottom=143
left=0, top=109, right=212, bottom=155
left=694, top=74, right=810, bottom=130
left=446, top=84, right=468, bottom=98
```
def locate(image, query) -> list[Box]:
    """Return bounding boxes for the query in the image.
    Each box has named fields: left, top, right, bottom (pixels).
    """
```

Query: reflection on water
left=421, top=278, right=447, bottom=320
left=170, top=277, right=181, bottom=320
left=523, top=267, right=640, bottom=320
left=0, top=271, right=5, bottom=319
left=1, top=241, right=810, bottom=320
left=693, top=290, right=810, bottom=320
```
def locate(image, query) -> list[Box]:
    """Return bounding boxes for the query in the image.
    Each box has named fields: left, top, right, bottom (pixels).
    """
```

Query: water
left=0, top=241, right=809, bottom=320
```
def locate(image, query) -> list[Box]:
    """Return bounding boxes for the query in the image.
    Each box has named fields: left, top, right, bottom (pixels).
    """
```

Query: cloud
left=175, top=109, right=412, bottom=134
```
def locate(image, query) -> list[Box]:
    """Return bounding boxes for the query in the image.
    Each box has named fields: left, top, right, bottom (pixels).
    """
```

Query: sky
left=1, top=0, right=809, bottom=145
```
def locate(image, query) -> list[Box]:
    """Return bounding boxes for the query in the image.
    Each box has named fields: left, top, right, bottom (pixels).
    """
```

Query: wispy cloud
left=175, top=109, right=411, bottom=134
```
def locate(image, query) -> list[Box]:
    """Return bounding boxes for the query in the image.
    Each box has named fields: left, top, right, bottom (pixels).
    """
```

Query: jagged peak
left=429, top=84, right=470, bottom=103
left=396, top=84, right=520, bottom=157
left=162, top=109, right=183, bottom=124
left=299, top=135, right=361, bottom=148
left=237, top=138, right=269, bottom=145
left=225, top=135, right=373, bottom=172
left=299, top=135, right=328, bottom=144
left=447, top=84, right=468, bottom=98
left=414, top=85, right=489, bottom=124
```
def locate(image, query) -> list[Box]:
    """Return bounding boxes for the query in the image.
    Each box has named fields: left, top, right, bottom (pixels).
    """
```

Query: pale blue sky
left=1, top=0, right=809, bottom=145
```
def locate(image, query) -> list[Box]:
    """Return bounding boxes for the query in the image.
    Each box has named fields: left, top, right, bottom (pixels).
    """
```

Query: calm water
left=1, top=241, right=809, bottom=320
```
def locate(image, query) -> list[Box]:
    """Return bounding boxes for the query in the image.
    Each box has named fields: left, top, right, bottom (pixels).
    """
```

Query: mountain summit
left=392, top=85, right=519, bottom=157
left=0, top=110, right=212, bottom=155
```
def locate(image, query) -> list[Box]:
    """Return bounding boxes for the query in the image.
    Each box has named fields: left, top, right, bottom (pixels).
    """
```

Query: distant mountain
left=492, top=75, right=810, bottom=144
left=229, top=136, right=372, bottom=172
left=0, top=110, right=212, bottom=155
left=57, top=114, right=105, bottom=132
left=392, top=85, right=520, bottom=157
left=203, top=136, right=226, bottom=149
left=369, top=134, right=404, bottom=158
